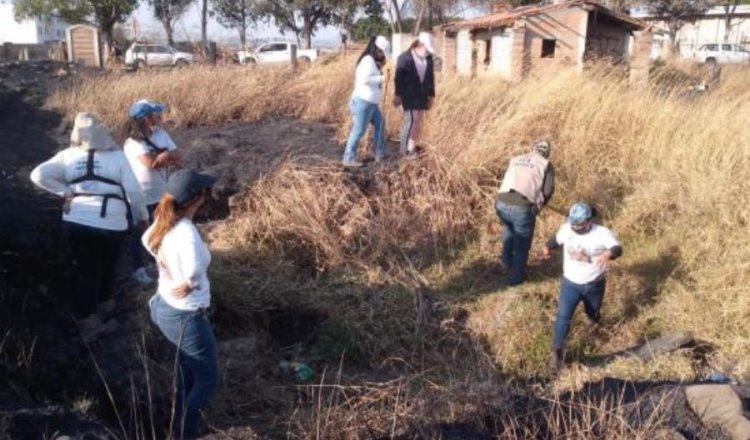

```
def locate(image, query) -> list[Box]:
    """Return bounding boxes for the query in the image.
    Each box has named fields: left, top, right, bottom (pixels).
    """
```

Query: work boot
left=550, top=348, right=564, bottom=374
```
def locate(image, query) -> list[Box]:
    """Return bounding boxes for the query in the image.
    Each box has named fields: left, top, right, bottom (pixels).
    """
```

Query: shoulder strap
left=69, top=150, right=122, bottom=187
left=139, top=126, right=168, bottom=155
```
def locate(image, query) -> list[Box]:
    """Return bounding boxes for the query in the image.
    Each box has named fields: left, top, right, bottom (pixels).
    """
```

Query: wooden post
left=208, top=41, right=217, bottom=64
left=290, top=43, right=298, bottom=68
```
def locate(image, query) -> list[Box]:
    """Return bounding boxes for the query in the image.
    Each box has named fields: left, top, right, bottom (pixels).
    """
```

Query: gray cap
left=167, top=169, right=217, bottom=205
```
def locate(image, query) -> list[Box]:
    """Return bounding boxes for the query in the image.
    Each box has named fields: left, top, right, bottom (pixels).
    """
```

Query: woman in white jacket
left=341, top=35, right=391, bottom=168
left=30, top=113, right=148, bottom=321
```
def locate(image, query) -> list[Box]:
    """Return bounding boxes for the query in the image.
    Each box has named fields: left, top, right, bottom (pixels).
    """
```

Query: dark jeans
left=128, top=203, right=158, bottom=270
left=495, top=201, right=536, bottom=286
left=63, top=221, right=127, bottom=318
left=149, top=294, right=219, bottom=439
left=552, top=277, right=606, bottom=350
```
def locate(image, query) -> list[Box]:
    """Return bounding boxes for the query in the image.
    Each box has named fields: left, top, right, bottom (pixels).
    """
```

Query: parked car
left=235, top=42, right=319, bottom=65
left=689, top=43, right=750, bottom=66
left=125, top=43, right=194, bottom=68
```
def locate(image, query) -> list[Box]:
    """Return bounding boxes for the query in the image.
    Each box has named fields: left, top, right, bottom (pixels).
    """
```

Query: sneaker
left=342, top=160, right=364, bottom=168
left=550, top=348, right=564, bottom=373
left=403, top=152, right=418, bottom=161
left=374, top=155, right=388, bottom=163
left=132, top=267, right=154, bottom=285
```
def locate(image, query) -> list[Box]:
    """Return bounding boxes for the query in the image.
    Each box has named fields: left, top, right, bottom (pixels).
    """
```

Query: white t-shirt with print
left=556, top=223, right=620, bottom=284
left=124, top=128, right=177, bottom=205
left=142, top=218, right=211, bottom=311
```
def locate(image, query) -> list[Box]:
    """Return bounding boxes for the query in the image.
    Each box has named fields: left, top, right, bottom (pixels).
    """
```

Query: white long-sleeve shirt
left=143, top=218, right=211, bottom=311
left=352, top=55, right=385, bottom=104
left=30, top=148, right=148, bottom=231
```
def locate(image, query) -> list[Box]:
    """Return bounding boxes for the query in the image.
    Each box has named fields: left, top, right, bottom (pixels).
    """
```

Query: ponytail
left=148, top=194, right=184, bottom=253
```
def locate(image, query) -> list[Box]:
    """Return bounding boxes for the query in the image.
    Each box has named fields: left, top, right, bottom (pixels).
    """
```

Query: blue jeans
left=129, top=203, right=158, bottom=270
left=552, top=277, right=606, bottom=350
left=343, top=98, right=386, bottom=162
left=495, top=201, right=536, bottom=286
left=149, top=294, right=219, bottom=439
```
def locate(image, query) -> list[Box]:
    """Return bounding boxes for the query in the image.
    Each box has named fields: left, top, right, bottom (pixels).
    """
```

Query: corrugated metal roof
left=439, top=0, right=646, bottom=32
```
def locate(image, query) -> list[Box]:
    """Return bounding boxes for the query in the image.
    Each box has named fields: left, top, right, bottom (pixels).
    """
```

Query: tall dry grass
left=51, top=58, right=750, bottom=436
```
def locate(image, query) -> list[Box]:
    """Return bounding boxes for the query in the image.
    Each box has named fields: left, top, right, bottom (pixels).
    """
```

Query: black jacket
left=394, top=50, right=435, bottom=110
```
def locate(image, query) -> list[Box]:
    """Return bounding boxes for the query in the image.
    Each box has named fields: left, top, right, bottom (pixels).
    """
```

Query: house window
left=541, top=39, right=556, bottom=58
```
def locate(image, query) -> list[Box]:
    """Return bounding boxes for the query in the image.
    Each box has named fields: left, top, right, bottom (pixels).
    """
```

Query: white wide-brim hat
left=70, top=112, right=118, bottom=151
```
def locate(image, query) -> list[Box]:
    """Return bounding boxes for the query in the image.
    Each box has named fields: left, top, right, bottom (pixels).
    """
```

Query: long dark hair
left=126, top=118, right=151, bottom=142
left=357, top=35, right=386, bottom=67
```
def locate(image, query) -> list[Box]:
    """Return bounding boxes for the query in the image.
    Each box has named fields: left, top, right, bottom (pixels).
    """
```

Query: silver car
left=125, top=43, right=194, bottom=68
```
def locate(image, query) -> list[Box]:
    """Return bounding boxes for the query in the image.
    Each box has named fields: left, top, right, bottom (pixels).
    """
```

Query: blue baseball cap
left=128, top=100, right=167, bottom=121
left=167, top=169, right=217, bottom=205
left=568, top=202, right=593, bottom=225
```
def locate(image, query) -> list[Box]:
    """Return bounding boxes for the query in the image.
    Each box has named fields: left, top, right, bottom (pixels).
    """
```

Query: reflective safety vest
left=498, top=153, right=549, bottom=210
left=69, top=150, right=133, bottom=230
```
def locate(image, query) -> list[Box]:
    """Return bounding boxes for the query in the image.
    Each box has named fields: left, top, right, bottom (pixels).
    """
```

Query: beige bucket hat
left=70, top=112, right=118, bottom=151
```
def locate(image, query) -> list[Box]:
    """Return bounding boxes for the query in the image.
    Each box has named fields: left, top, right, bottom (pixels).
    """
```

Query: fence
left=1, top=42, right=67, bottom=62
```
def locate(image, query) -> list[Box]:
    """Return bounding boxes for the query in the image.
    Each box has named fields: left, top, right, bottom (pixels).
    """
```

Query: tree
left=150, top=0, right=192, bottom=44
left=646, top=0, right=712, bottom=55
left=257, top=0, right=339, bottom=48
left=202, top=0, right=209, bottom=49
left=213, top=0, right=259, bottom=48
left=14, top=0, right=138, bottom=46
left=352, top=16, right=391, bottom=39
left=383, top=0, right=404, bottom=33
left=718, top=0, right=739, bottom=41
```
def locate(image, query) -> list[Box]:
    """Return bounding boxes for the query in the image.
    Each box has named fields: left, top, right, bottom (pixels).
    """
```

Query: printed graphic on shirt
left=567, top=246, right=592, bottom=263
left=556, top=223, right=620, bottom=284
left=74, top=158, right=103, bottom=191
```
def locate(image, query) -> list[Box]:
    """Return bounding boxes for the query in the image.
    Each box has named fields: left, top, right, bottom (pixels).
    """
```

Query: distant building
left=631, top=5, right=750, bottom=57
left=436, top=0, right=651, bottom=81
left=0, top=0, right=67, bottom=44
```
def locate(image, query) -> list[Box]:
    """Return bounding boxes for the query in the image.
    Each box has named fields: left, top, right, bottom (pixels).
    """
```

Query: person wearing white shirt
left=30, top=113, right=148, bottom=321
left=142, top=169, right=218, bottom=438
left=341, top=35, right=391, bottom=168
left=541, top=202, right=623, bottom=372
left=124, top=100, right=182, bottom=285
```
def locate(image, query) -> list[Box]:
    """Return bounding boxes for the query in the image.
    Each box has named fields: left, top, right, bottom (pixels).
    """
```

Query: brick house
left=437, top=0, right=652, bottom=82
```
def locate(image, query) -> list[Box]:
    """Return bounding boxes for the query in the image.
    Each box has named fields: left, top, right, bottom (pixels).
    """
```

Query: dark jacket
left=394, top=50, right=435, bottom=110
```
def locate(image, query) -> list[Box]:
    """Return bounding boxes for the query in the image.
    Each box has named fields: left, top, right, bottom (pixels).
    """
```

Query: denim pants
left=399, top=109, right=424, bottom=154
left=495, top=201, right=536, bottom=286
left=128, top=203, right=158, bottom=270
left=63, top=221, right=127, bottom=317
left=149, top=294, right=219, bottom=439
left=552, top=277, right=606, bottom=350
left=343, top=98, right=386, bottom=162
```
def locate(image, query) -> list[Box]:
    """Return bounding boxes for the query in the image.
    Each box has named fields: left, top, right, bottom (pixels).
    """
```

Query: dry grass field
left=49, top=56, right=750, bottom=438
